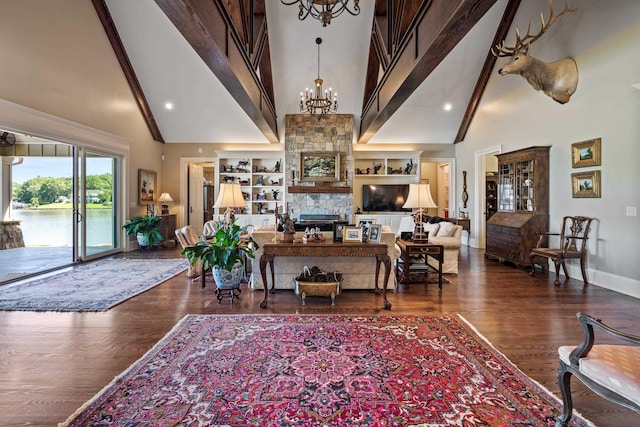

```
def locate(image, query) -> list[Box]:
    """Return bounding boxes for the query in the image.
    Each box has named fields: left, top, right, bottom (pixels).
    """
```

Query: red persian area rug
left=61, top=314, right=594, bottom=426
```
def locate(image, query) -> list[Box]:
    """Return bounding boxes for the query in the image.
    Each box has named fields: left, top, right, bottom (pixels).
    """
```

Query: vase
left=136, top=232, right=149, bottom=247
left=212, top=261, right=244, bottom=289
left=211, top=261, right=244, bottom=303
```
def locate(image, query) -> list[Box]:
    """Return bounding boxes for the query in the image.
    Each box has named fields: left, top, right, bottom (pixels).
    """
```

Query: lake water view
left=11, top=208, right=115, bottom=247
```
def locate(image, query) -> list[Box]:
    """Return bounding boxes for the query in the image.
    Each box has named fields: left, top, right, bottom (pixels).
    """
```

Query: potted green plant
left=122, top=213, right=163, bottom=248
left=181, top=218, right=259, bottom=295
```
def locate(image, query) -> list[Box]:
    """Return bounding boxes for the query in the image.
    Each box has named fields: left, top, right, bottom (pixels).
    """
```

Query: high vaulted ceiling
left=99, top=0, right=514, bottom=145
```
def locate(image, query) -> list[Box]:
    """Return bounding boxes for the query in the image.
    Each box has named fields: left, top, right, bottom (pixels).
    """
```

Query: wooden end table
left=395, top=239, right=444, bottom=289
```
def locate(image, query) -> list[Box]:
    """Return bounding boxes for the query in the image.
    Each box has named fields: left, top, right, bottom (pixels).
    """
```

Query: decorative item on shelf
left=236, top=159, right=250, bottom=173
left=274, top=160, right=281, bottom=173
left=157, top=192, right=173, bottom=215
left=281, top=0, right=360, bottom=27
left=462, top=170, right=469, bottom=209
left=214, top=183, right=247, bottom=224
left=405, top=159, right=414, bottom=175
left=372, top=162, right=383, bottom=175
left=272, top=189, right=279, bottom=201
left=298, top=38, right=337, bottom=120
left=403, top=183, right=437, bottom=243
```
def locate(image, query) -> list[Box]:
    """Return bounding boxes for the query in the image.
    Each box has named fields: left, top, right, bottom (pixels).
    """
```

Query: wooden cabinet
left=486, top=175, right=498, bottom=220
left=486, top=146, right=550, bottom=267
left=157, top=214, right=177, bottom=246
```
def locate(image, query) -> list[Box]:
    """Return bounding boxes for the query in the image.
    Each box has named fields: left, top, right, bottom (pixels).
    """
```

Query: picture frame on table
left=343, top=226, right=363, bottom=242
left=300, top=152, right=340, bottom=182
left=138, top=169, right=157, bottom=206
left=333, top=221, right=349, bottom=242
left=572, top=170, right=601, bottom=198
left=368, top=224, right=383, bottom=243
left=358, top=218, right=376, bottom=242
left=571, top=138, right=601, bottom=168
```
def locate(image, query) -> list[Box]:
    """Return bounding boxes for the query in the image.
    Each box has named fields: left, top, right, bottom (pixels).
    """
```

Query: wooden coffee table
left=259, top=241, right=393, bottom=309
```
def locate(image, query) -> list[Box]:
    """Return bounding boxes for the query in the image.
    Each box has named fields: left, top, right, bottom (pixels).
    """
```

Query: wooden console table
left=395, top=240, right=444, bottom=289
left=259, top=241, right=393, bottom=309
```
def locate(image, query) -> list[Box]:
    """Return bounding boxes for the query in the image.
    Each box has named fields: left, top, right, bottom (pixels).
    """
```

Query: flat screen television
left=362, top=184, right=411, bottom=212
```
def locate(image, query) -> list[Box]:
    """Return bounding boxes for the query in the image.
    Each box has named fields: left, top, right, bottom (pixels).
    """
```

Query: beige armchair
left=556, top=313, right=640, bottom=426
left=175, top=226, right=203, bottom=281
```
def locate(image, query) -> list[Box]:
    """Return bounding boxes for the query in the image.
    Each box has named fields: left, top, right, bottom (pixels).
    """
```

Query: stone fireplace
left=284, top=114, right=354, bottom=221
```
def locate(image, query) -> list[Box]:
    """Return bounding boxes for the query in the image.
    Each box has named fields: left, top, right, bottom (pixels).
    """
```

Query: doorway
left=473, top=145, right=502, bottom=249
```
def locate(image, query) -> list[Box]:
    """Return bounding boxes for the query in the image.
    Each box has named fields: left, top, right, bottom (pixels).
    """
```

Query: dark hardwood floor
left=1, top=246, right=638, bottom=426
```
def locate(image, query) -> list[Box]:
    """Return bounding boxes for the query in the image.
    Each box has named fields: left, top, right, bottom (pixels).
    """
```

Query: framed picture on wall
left=300, top=152, right=340, bottom=182
left=138, top=169, right=157, bottom=205
left=572, top=138, right=601, bottom=168
left=572, top=170, right=601, bottom=198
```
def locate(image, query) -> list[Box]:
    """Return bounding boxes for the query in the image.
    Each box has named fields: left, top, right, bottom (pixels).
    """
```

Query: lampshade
left=158, top=192, right=173, bottom=203
left=214, top=183, right=247, bottom=209
left=157, top=192, right=173, bottom=214
left=403, top=184, right=437, bottom=209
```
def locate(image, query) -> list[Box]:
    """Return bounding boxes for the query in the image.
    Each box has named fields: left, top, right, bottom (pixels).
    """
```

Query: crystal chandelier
left=281, top=0, right=360, bottom=27
left=300, top=38, right=337, bottom=120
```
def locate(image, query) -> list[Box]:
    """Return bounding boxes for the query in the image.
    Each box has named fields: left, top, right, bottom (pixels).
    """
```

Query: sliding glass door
left=74, top=148, right=120, bottom=261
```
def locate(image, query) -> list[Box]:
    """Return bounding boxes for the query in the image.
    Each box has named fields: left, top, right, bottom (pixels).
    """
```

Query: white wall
left=457, top=0, right=640, bottom=297
left=0, top=0, right=163, bottom=222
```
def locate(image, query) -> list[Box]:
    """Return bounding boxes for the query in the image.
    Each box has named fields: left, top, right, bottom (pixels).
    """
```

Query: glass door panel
left=515, top=159, right=534, bottom=211
left=76, top=149, right=120, bottom=260
left=498, top=162, right=514, bottom=211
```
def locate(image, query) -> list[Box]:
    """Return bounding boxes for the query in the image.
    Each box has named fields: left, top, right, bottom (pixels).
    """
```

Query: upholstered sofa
left=396, top=216, right=463, bottom=274
left=249, top=226, right=400, bottom=291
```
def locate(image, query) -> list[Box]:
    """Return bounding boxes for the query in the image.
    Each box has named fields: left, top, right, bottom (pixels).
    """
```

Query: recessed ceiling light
left=443, top=103, right=452, bottom=111
left=165, top=102, right=174, bottom=110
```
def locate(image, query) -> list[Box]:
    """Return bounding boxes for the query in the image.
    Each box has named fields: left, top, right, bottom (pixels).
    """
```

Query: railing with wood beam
left=359, top=0, right=498, bottom=144
left=155, top=0, right=278, bottom=143
left=92, top=0, right=165, bottom=143
left=454, top=0, right=520, bottom=143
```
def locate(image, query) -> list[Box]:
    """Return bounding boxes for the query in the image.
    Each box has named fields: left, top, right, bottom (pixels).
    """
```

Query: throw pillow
left=423, top=222, right=440, bottom=237
left=436, top=221, right=456, bottom=237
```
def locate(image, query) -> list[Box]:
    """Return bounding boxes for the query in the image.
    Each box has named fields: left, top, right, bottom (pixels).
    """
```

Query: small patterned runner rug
left=0, top=258, right=186, bottom=312
left=61, top=314, right=594, bottom=426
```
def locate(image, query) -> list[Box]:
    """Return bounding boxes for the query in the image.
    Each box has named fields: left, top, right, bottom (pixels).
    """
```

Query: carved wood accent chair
left=556, top=313, right=640, bottom=426
left=529, top=216, right=593, bottom=285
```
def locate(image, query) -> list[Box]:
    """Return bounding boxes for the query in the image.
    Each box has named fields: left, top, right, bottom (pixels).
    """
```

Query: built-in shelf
left=288, top=186, right=351, bottom=194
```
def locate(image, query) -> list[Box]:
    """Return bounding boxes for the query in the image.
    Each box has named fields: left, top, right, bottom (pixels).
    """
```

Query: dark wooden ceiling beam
left=454, top=0, right=521, bottom=143
left=359, top=0, right=498, bottom=144
left=92, top=0, right=165, bottom=143
left=155, top=0, right=278, bottom=143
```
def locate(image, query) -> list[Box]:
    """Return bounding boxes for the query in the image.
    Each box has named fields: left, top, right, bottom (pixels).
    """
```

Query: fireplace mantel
left=288, top=186, right=351, bottom=194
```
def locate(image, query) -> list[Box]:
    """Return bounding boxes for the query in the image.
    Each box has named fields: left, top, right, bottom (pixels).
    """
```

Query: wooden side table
left=157, top=214, right=177, bottom=246
left=395, top=239, right=444, bottom=289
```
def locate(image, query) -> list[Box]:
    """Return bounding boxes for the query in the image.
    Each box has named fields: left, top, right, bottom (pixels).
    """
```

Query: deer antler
left=492, top=1, right=577, bottom=57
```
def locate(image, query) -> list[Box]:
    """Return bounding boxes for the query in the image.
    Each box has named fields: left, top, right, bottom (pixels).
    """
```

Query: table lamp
left=402, top=183, right=437, bottom=242
left=214, top=183, right=247, bottom=224
left=157, top=192, right=174, bottom=215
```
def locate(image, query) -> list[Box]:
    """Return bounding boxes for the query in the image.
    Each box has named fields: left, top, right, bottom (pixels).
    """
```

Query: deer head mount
left=492, top=1, right=578, bottom=104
